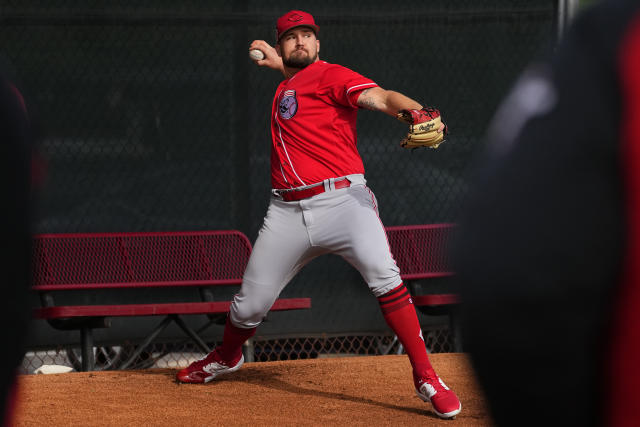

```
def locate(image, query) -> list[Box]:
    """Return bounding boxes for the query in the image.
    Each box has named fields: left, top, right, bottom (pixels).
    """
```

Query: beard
left=283, top=50, right=317, bottom=69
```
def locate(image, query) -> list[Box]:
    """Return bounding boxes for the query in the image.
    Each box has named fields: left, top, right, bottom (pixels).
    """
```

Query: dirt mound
left=13, top=353, right=492, bottom=426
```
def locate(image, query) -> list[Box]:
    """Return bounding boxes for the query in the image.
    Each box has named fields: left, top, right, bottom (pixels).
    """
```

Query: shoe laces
left=421, top=376, right=450, bottom=397
left=189, top=351, right=220, bottom=371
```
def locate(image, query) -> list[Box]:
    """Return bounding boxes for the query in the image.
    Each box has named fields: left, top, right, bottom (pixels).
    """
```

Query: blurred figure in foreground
left=0, top=70, right=33, bottom=425
left=453, top=0, right=640, bottom=426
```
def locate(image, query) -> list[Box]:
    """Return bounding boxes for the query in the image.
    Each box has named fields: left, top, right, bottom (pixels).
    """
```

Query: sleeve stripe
left=346, top=82, right=378, bottom=107
left=346, top=82, right=378, bottom=94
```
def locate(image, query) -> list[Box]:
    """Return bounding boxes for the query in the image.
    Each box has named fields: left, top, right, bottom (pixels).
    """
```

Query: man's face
left=277, top=27, right=320, bottom=69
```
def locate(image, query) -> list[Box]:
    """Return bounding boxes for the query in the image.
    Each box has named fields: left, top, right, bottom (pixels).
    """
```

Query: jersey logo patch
left=279, top=89, right=298, bottom=120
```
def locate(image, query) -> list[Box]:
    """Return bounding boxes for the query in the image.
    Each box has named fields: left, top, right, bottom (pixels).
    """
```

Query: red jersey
left=270, top=60, right=378, bottom=189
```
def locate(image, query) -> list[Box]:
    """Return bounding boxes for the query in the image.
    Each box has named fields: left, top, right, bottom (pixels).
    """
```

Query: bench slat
left=412, top=294, right=459, bottom=306
left=400, top=272, right=454, bottom=281
left=34, top=298, right=311, bottom=319
left=33, top=278, right=243, bottom=291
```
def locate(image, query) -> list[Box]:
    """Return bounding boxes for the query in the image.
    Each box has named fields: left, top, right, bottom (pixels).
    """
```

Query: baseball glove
left=396, top=107, right=448, bottom=149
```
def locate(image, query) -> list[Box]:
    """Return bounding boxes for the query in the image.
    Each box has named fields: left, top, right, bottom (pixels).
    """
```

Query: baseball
left=249, top=49, right=265, bottom=61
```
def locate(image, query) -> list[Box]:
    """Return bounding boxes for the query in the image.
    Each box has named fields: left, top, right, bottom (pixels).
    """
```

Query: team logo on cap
left=288, top=13, right=304, bottom=22
left=279, top=89, right=298, bottom=119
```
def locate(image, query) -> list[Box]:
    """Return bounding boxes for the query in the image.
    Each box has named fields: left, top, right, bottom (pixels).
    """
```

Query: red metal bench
left=31, top=230, right=311, bottom=371
left=385, top=224, right=461, bottom=351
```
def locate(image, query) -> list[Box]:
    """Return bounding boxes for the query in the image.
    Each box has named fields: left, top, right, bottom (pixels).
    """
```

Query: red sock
left=378, top=283, right=434, bottom=381
left=217, top=314, right=256, bottom=362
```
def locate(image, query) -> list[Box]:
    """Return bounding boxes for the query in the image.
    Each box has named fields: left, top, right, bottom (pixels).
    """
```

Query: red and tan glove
left=396, top=107, right=448, bottom=149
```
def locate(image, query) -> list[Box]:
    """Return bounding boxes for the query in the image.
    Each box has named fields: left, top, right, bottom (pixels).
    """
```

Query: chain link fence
left=21, top=327, right=454, bottom=374
left=2, top=1, right=557, bottom=370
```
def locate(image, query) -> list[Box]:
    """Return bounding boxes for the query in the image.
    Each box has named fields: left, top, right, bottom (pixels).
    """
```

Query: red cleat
left=415, top=372, right=462, bottom=419
left=176, top=348, right=244, bottom=384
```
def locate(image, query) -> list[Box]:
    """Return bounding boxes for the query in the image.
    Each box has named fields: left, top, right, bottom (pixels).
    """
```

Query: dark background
left=0, top=0, right=556, bottom=347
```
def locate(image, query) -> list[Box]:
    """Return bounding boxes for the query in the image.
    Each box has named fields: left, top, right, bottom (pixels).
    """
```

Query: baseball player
left=177, top=10, right=460, bottom=419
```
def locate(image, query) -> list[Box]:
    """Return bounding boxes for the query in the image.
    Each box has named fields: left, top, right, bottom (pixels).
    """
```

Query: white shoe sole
left=416, top=388, right=462, bottom=419
left=202, top=354, right=244, bottom=383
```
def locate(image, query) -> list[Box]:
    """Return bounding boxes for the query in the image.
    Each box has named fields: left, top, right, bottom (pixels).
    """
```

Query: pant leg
left=307, top=185, right=436, bottom=382
left=307, top=184, right=402, bottom=297
left=230, top=198, right=327, bottom=328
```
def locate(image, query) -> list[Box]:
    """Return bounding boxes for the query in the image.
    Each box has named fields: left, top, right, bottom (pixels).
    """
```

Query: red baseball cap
left=276, top=10, right=319, bottom=43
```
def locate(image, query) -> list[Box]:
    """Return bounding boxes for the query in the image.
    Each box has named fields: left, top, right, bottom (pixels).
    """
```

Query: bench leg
left=80, top=326, right=94, bottom=371
left=118, top=316, right=174, bottom=370
left=172, top=315, right=211, bottom=354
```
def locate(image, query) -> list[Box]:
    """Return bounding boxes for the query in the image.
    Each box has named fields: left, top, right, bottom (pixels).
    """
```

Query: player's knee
left=359, top=261, right=401, bottom=297
left=229, top=299, right=269, bottom=328
left=368, top=276, right=403, bottom=298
